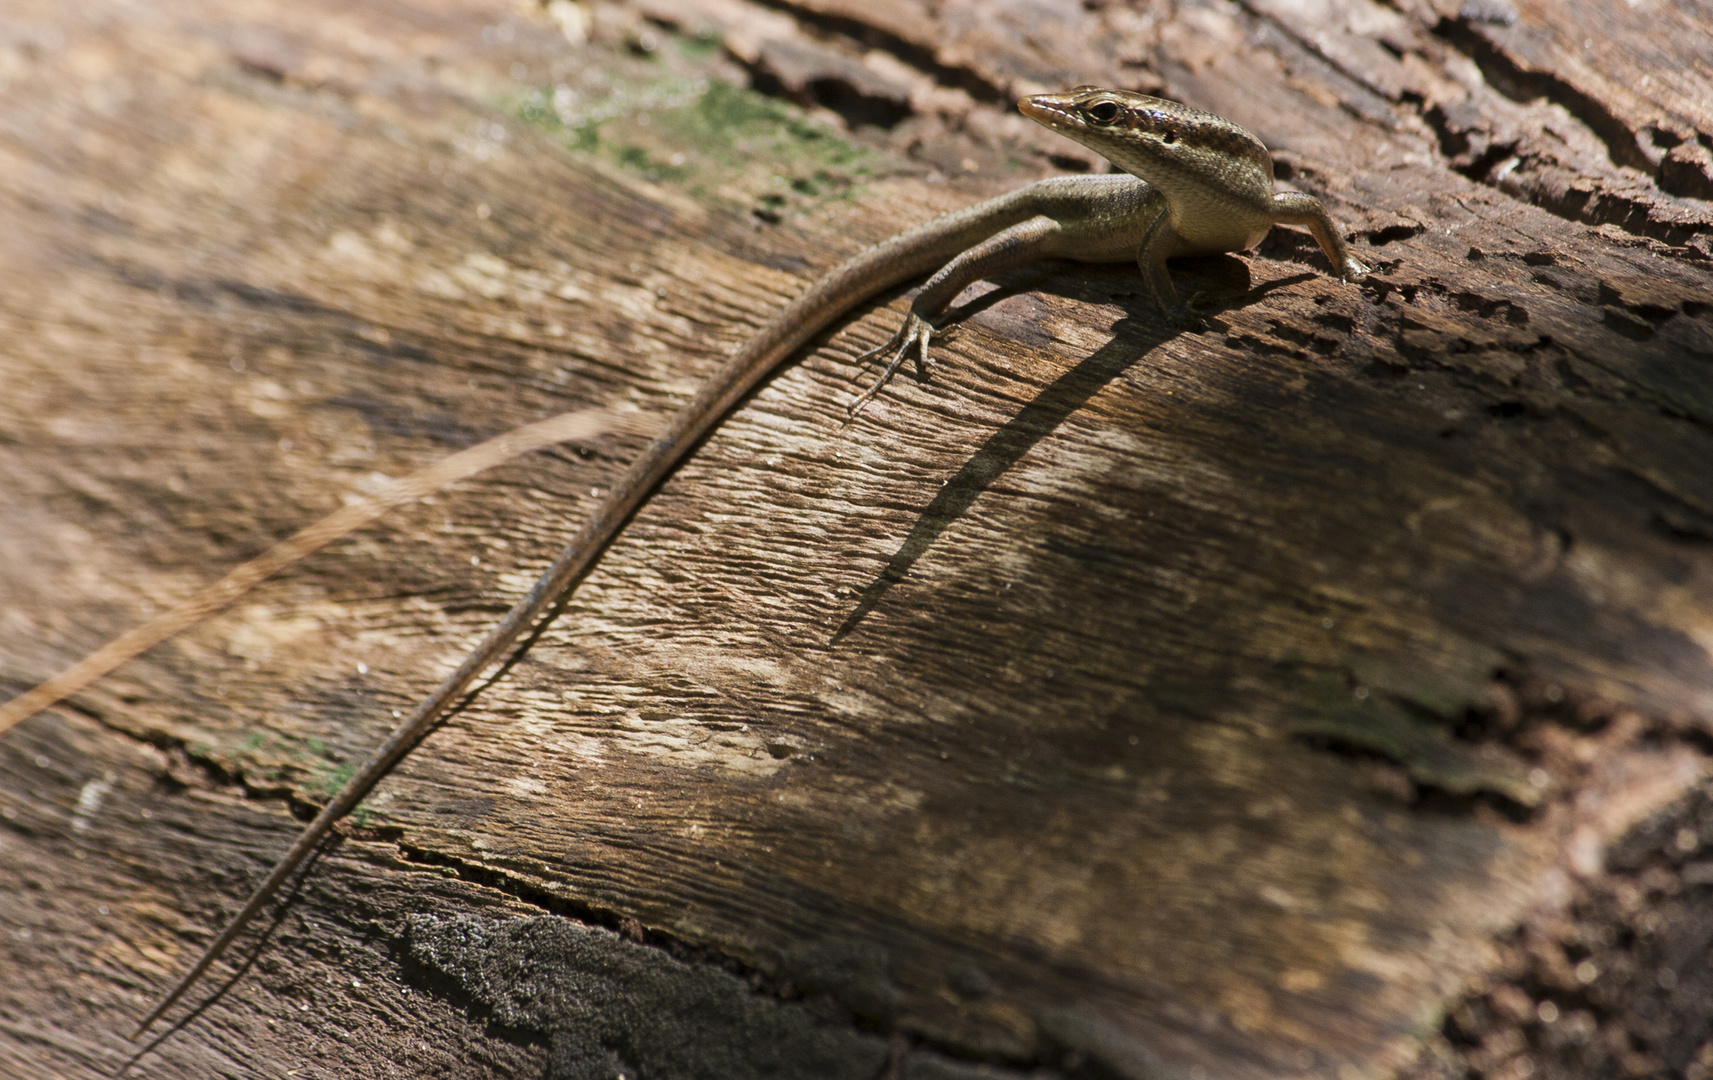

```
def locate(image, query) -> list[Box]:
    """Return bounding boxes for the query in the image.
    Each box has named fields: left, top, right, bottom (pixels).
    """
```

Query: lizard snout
left=1017, top=92, right=1076, bottom=131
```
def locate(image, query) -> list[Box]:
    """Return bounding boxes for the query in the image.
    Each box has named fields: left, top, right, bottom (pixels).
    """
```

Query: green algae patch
left=311, top=759, right=357, bottom=798
left=511, top=78, right=874, bottom=223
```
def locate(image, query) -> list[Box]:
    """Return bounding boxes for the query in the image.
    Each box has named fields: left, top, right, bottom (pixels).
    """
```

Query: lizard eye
left=1085, top=100, right=1122, bottom=126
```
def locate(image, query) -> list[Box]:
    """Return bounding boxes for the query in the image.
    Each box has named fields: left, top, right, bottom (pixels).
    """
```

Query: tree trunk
left=2, top=0, right=1711, bottom=1077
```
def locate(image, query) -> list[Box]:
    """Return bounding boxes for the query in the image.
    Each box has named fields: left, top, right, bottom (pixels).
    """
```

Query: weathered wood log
left=2, top=0, right=1711, bottom=1077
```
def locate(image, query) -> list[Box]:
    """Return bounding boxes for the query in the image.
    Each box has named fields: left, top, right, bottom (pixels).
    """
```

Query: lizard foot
left=1340, top=254, right=1371, bottom=282
left=1163, top=297, right=1209, bottom=331
left=849, top=312, right=935, bottom=417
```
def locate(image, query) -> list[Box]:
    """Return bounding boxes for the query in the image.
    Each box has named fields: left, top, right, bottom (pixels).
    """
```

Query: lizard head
left=1018, top=86, right=1273, bottom=187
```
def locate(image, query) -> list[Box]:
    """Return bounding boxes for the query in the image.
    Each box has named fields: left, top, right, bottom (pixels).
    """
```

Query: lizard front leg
left=850, top=214, right=1065, bottom=416
left=1130, top=191, right=1194, bottom=326
left=1270, top=191, right=1370, bottom=281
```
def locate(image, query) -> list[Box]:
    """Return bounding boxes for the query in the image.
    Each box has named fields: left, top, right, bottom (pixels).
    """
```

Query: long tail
left=127, top=205, right=1004, bottom=1037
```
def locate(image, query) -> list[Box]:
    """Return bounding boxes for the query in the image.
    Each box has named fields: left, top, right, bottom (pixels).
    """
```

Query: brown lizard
left=0, top=86, right=1371, bottom=1036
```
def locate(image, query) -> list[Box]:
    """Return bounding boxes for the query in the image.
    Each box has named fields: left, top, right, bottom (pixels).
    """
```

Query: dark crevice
left=1419, top=21, right=1711, bottom=253
left=1651, top=508, right=1713, bottom=546
left=388, top=844, right=1114, bottom=1077
left=744, top=63, right=913, bottom=130
left=1413, top=784, right=1538, bottom=823
left=1367, top=223, right=1424, bottom=245
left=394, top=841, right=816, bottom=998
left=1282, top=662, right=1687, bottom=826
left=734, top=36, right=915, bottom=130
left=736, top=0, right=1009, bottom=106
left=1228, top=0, right=1705, bottom=259
left=1420, top=113, right=1711, bottom=251
left=1431, top=17, right=1649, bottom=173
left=1526, top=180, right=1712, bottom=251
left=1424, top=103, right=1520, bottom=184
left=1294, top=727, right=1538, bottom=822
left=1334, top=15, right=1713, bottom=253
left=1235, top=1, right=1405, bottom=126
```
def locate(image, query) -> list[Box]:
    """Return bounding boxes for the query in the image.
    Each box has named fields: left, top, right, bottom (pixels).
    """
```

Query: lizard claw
left=1186, top=290, right=1212, bottom=319
left=848, top=313, right=935, bottom=417
left=1163, top=297, right=1208, bottom=331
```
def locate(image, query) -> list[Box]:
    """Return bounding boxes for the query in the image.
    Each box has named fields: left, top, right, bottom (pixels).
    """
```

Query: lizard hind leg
left=846, top=213, right=1066, bottom=417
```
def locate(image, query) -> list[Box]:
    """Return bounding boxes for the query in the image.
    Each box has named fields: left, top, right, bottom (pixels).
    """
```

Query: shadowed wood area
left=2, top=0, right=1712, bottom=1077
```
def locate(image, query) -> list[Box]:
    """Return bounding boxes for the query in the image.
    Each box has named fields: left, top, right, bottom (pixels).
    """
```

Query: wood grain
left=2, top=0, right=1711, bottom=1077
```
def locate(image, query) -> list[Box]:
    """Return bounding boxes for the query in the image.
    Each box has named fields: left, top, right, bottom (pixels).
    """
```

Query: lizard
left=5, top=84, right=1369, bottom=1037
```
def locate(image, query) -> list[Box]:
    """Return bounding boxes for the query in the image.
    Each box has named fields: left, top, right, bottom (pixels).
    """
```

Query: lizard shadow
left=116, top=841, right=331, bottom=1074
left=830, top=256, right=1311, bottom=642
left=847, top=254, right=1275, bottom=389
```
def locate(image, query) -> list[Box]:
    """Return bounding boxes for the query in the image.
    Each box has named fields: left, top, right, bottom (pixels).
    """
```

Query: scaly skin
left=0, top=86, right=1371, bottom=1038
left=852, top=86, right=1369, bottom=407
left=1021, top=86, right=1369, bottom=298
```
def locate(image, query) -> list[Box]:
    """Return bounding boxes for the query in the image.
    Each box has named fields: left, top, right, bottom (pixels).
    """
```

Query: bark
left=1, top=0, right=1711, bottom=1077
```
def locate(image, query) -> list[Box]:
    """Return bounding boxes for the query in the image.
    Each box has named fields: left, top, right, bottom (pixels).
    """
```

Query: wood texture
left=2, top=0, right=1711, bottom=1077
